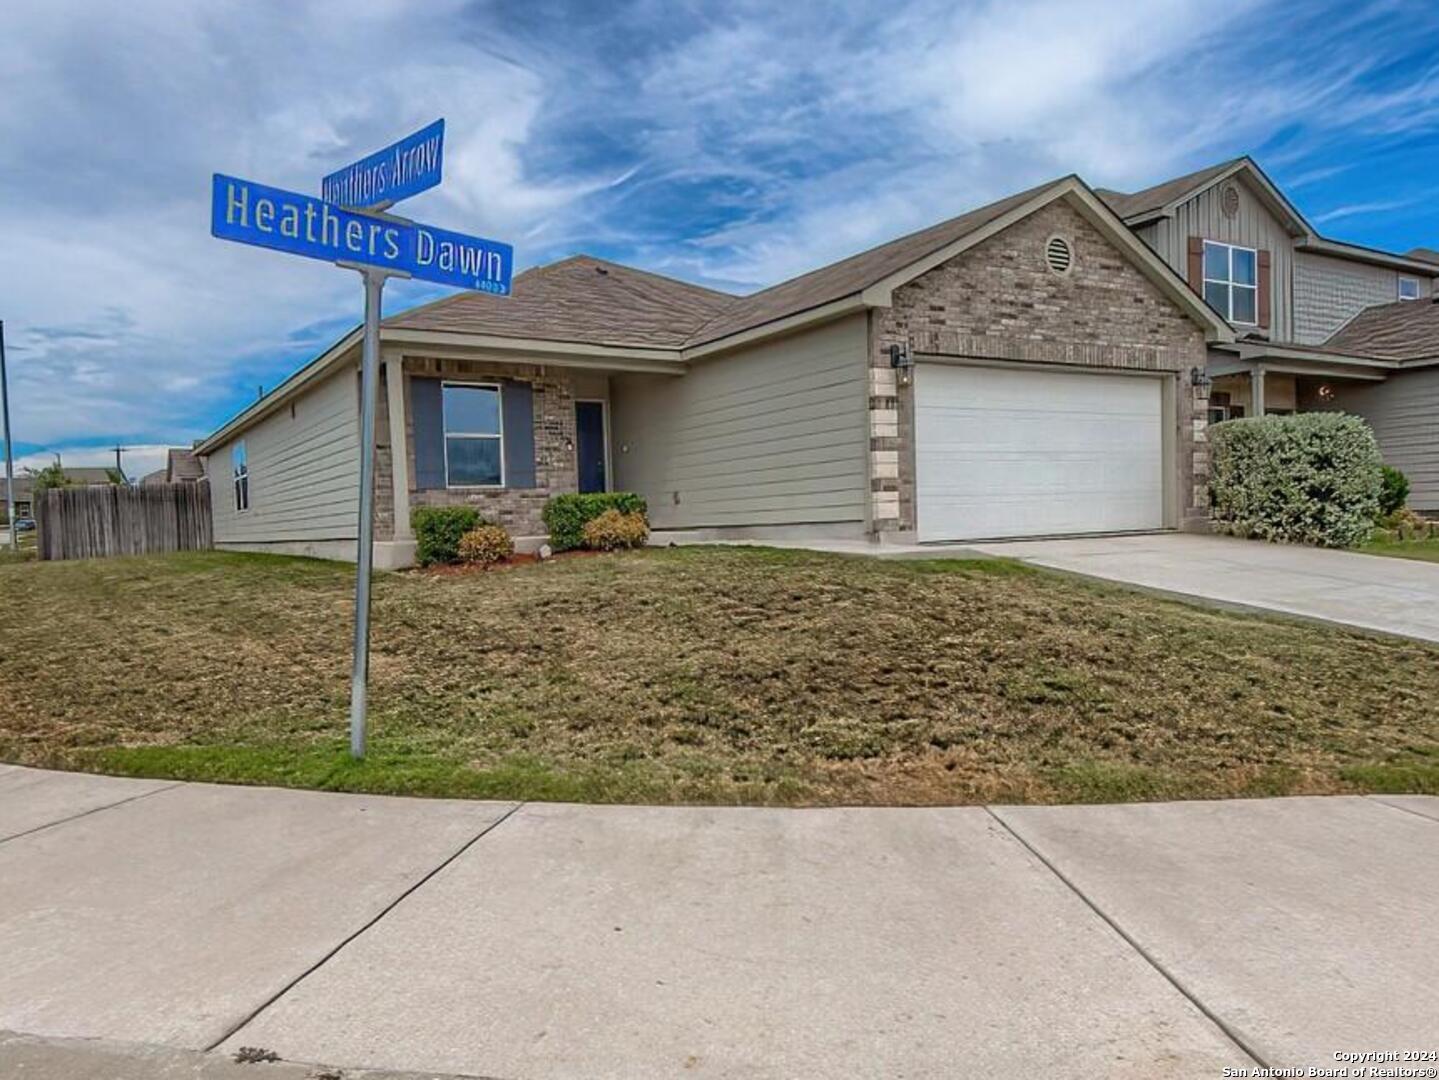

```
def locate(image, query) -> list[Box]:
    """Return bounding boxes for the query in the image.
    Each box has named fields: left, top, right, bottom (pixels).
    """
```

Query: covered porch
left=1205, top=343, right=1394, bottom=423
left=373, top=333, right=686, bottom=565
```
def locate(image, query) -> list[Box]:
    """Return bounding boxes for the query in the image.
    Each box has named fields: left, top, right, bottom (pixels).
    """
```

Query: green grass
left=1358, top=536, right=1439, bottom=563
left=2, top=546, right=1437, bottom=806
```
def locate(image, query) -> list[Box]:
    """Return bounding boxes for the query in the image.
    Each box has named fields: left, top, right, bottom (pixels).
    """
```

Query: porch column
left=1251, top=365, right=1266, bottom=417
left=384, top=355, right=412, bottom=541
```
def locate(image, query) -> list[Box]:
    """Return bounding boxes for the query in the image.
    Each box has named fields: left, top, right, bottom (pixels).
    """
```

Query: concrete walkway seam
left=983, top=805, right=1268, bottom=1070
left=1365, top=796, right=1439, bottom=824
left=203, top=800, right=528, bottom=1053
left=0, top=781, right=185, bottom=846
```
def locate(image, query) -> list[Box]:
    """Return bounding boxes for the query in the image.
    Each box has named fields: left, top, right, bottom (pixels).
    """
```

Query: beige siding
left=1293, top=252, right=1431, bottom=344
left=208, top=366, right=361, bottom=543
left=612, top=314, right=868, bottom=528
left=1135, top=176, right=1297, bottom=341
left=1324, top=368, right=1439, bottom=511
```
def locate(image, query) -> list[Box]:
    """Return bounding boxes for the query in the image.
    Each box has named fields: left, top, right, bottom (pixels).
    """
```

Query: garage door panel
left=916, top=364, right=1165, bottom=541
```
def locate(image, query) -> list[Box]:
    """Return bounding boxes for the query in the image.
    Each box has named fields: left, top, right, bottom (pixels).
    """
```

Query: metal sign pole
left=0, top=320, right=15, bottom=551
left=348, top=268, right=386, bottom=758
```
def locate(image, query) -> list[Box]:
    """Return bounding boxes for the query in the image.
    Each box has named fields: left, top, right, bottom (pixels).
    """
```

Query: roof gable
left=1099, top=157, right=1311, bottom=237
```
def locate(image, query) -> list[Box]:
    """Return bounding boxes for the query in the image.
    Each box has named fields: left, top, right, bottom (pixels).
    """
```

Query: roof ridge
left=560, top=254, right=740, bottom=301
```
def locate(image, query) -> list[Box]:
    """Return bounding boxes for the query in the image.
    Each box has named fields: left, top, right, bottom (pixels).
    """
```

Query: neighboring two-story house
left=195, top=156, right=1437, bottom=565
left=1099, top=158, right=1439, bottom=512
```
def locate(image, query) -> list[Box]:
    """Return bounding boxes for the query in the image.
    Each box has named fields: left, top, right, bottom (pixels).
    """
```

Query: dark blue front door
left=575, top=401, right=607, bottom=494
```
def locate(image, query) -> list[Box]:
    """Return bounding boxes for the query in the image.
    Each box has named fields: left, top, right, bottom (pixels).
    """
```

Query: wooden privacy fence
left=36, top=481, right=213, bottom=560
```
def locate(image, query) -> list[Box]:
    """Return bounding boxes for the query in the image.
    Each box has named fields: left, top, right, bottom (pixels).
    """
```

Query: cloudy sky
left=3, top=0, right=1438, bottom=479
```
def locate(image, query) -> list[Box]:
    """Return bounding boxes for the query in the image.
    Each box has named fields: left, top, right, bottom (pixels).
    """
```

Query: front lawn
left=1358, top=536, right=1439, bottom=563
left=1, top=547, right=1435, bottom=805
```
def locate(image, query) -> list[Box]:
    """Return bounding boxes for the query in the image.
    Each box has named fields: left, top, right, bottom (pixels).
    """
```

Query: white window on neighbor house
left=1203, top=241, right=1259, bottom=325
left=1399, top=276, right=1421, bottom=301
left=442, top=382, right=504, bottom=487
left=232, top=440, right=250, bottom=512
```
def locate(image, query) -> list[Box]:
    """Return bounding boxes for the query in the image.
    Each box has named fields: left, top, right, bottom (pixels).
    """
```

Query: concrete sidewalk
left=1, top=767, right=1435, bottom=1079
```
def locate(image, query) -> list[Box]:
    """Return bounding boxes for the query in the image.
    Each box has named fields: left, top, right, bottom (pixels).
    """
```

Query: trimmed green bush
left=1379, top=465, right=1410, bottom=517
left=1209, top=413, right=1382, bottom=548
left=581, top=509, right=650, bottom=551
left=542, top=492, right=647, bottom=551
left=412, top=506, right=481, bottom=566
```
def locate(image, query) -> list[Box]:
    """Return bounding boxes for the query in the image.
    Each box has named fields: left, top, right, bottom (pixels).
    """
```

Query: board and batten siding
left=611, top=314, right=868, bottom=529
left=1133, top=176, right=1297, bottom=342
left=1293, top=252, right=1432, bottom=345
left=1318, top=367, right=1439, bottom=512
left=209, top=365, right=361, bottom=543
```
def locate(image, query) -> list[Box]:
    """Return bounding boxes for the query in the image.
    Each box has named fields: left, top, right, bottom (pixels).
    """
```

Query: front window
left=443, top=383, right=503, bottom=487
left=1203, top=240, right=1258, bottom=325
left=1399, top=277, right=1420, bottom=301
left=232, top=441, right=249, bottom=512
left=1207, top=391, right=1245, bottom=425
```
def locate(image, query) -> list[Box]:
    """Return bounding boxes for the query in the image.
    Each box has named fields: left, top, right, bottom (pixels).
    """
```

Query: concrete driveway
left=968, top=532, right=1439, bottom=642
left=2, top=767, right=1436, bottom=1078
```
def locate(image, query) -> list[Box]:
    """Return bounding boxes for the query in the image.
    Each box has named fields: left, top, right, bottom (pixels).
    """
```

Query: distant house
left=141, top=449, right=204, bottom=489
left=6, top=466, right=117, bottom=519
left=164, top=448, right=205, bottom=483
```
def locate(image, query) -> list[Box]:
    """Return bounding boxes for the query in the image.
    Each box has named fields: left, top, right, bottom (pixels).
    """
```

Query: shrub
left=411, top=506, right=481, bottom=566
left=581, top=509, right=649, bottom=551
left=1208, top=413, right=1382, bottom=548
left=1378, top=507, right=1436, bottom=541
left=457, top=523, right=515, bottom=565
left=542, top=492, right=647, bottom=551
left=1379, top=465, right=1410, bottom=517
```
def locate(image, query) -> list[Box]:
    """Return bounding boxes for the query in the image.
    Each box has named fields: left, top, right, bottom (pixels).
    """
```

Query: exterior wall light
left=889, top=344, right=914, bottom=387
left=1317, top=383, right=1336, bottom=402
left=1190, top=366, right=1213, bottom=392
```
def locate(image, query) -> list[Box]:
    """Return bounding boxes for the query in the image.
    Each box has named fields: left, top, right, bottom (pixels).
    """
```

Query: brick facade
left=868, top=198, right=1211, bottom=535
left=373, top=356, right=598, bottom=541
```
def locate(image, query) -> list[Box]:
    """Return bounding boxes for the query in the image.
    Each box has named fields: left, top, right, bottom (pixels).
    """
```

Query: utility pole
left=0, top=320, right=15, bottom=550
left=112, top=444, right=128, bottom=483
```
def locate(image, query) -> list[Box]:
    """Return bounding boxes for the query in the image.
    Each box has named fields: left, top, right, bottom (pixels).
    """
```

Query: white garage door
left=915, top=363, right=1166, bottom=542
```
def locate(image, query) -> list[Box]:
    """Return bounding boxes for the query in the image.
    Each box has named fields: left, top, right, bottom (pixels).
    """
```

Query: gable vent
left=1044, top=235, right=1074, bottom=276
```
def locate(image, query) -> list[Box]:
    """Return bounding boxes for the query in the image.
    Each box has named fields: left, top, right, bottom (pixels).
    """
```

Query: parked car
left=13, top=518, right=35, bottom=532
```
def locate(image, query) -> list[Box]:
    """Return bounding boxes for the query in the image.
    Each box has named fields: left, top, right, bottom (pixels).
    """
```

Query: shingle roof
left=166, top=448, right=204, bottom=482
left=384, top=179, right=1066, bottom=351
left=1325, top=298, right=1439, bottom=361
left=61, top=467, right=117, bottom=484
left=1407, top=247, right=1439, bottom=266
left=684, top=179, right=1062, bottom=346
left=384, top=255, right=737, bottom=349
left=1096, top=158, right=1246, bottom=221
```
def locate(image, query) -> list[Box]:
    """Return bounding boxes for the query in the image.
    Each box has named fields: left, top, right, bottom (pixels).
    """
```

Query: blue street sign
left=321, top=119, right=444, bottom=210
left=413, top=222, right=512, bottom=295
left=211, top=173, right=512, bottom=294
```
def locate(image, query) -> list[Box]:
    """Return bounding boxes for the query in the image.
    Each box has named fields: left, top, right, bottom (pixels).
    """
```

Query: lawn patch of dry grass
left=1, top=547, right=1436, bottom=805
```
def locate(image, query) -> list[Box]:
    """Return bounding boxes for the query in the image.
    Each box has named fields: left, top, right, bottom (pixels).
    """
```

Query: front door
left=575, top=401, right=607, bottom=494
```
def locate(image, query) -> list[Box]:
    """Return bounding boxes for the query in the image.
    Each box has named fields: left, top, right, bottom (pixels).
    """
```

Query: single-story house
left=194, top=157, right=1437, bottom=566
left=6, top=466, right=119, bottom=520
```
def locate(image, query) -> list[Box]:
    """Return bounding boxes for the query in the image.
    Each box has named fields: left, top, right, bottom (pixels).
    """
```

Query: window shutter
left=411, top=377, right=446, bottom=490
left=1187, top=236, right=1204, bottom=292
left=1257, top=249, right=1272, bottom=329
left=502, top=380, right=536, bottom=489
